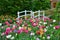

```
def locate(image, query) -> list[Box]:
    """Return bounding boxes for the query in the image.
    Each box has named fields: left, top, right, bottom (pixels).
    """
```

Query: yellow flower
left=2, top=18, right=4, bottom=20
left=22, top=26, right=27, bottom=30
left=39, top=28, right=44, bottom=36
left=28, top=27, right=32, bottom=31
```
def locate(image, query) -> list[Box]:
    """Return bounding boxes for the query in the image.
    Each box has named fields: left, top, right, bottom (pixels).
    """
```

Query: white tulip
left=53, top=27, right=55, bottom=29
left=30, top=32, right=35, bottom=36
left=53, top=20, right=56, bottom=22
left=11, top=36, right=14, bottom=39
left=6, top=35, right=12, bottom=38
left=46, top=26, right=48, bottom=29
left=22, top=24, right=24, bottom=27
left=50, top=24, right=52, bottom=27
left=43, top=37, right=45, bottom=39
left=16, top=33, right=17, bottom=36
left=47, top=36, right=50, bottom=39
left=44, top=28, right=47, bottom=32
left=16, top=21, right=19, bottom=23
left=39, top=24, right=41, bottom=25
left=19, top=27, right=22, bottom=29
left=36, top=38, right=40, bottom=40
left=44, top=22, right=47, bottom=24
left=0, top=23, right=2, bottom=26
left=39, top=21, right=42, bottom=23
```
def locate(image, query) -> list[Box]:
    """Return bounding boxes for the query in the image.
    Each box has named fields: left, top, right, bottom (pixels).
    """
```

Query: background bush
left=0, top=0, right=50, bottom=15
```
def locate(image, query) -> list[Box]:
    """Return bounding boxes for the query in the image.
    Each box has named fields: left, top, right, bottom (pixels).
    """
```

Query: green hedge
left=0, top=0, right=50, bottom=15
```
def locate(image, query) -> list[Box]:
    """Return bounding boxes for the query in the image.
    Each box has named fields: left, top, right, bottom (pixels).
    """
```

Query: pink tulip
left=5, top=31, right=9, bottom=35
left=5, top=27, right=12, bottom=35
left=24, top=30, right=28, bottom=33
left=6, top=27, right=11, bottom=31
left=9, top=20, right=12, bottom=23
left=30, top=19, right=34, bottom=23
left=19, top=28, right=28, bottom=33
left=1, top=32, right=5, bottom=36
left=13, top=25, right=17, bottom=28
left=16, top=21, right=20, bottom=26
left=5, top=21, right=9, bottom=24
left=5, top=21, right=10, bottom=26
left=35, top=18, right=39, bottom=22
left=55, top=25, right=60, bottom=29
left=41, top=16, right=51, bottom=22
left=17, top=28, right=24, bottom=34
left=7, top=24, right=10, bottom=26
left=32, top=22, right=37, bottom=27
left=16, top=18, right=20, bottom=20
left=39, top=25, right=45, bottom=29
left=12, top=25, right=17, bottom=31
left=17, top=30, right=22, bottom=34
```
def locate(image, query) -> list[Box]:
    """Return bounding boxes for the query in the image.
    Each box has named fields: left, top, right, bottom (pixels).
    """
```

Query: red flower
left=9, top=20, right=12, bottom=23
left=36, top=30, right=40, bottom=35
left=19, top=19, right=23, bottom=24
left=24, top=23, right=28, bottom=26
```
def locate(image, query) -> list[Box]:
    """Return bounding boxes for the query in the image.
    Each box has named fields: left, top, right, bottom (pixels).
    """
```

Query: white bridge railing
left=17, top=10, right=45, bottom=20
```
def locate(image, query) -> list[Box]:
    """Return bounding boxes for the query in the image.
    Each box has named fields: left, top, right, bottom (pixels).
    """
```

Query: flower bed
left=0, top=16, right=60, bottom=40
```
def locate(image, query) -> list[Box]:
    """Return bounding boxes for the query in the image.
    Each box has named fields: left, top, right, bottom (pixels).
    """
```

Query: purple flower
left=14, top=30, right=17, bottom=33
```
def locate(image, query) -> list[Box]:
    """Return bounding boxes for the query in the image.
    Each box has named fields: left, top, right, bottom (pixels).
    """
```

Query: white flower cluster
left=0, top=23, right=2, bottom=26
left=6, top=35, right=14, bottom=39
left=53, top=20, right=56, bottom=22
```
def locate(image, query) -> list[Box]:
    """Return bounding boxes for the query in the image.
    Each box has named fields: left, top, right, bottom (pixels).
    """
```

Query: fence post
left=25, top=10, right=27, bottom=19
left=33, top=12, right=34, bottom=19
left=38, top=10, right=40, bottom=19
left=17, top=12, right=20, bottom=18
left=31, top=10, right=32, bottom=18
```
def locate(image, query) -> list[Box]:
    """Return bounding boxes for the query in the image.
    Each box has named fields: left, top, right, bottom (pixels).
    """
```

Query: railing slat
left=17, top=10, right=45, bottom=21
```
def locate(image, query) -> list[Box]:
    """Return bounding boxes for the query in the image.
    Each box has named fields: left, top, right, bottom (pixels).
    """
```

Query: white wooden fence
left=17, top=10, right=45, bottom=20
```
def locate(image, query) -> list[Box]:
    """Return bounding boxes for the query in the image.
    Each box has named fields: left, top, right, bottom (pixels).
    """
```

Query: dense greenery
left=56, top=2, right=60, bottom=24
left=0, top=0, right=50, bottom=15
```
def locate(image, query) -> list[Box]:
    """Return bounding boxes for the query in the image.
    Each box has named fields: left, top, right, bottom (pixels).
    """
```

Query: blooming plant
left=0, top=16, right=60, bottom=40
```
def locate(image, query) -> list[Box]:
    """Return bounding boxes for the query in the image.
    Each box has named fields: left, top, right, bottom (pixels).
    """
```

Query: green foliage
left=0, top=0, right=50, bottom=15
left=55, top=2, right=60, bottom=23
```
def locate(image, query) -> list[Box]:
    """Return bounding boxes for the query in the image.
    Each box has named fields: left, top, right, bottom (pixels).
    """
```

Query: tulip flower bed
left=0, top=16, right=60, bottom=40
